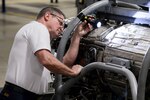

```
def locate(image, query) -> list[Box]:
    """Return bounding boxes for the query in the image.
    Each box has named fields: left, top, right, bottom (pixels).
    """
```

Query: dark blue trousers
left=0, top=82, right=53, bottom=100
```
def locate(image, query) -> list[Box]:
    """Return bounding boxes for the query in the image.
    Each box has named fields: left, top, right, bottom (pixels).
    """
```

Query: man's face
left=48, top=13, right=65, bottom=39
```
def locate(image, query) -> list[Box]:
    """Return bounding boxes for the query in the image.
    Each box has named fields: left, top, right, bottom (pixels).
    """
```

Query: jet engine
left=51, top=0, right=150, bottom=100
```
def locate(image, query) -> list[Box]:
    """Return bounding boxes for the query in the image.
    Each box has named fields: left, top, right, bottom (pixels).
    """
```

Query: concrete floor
left=0, top=0, right=77, bottom=87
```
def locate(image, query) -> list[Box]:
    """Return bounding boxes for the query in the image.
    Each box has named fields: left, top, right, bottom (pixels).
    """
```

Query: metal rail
left=52, top=62, right=137, bottom=100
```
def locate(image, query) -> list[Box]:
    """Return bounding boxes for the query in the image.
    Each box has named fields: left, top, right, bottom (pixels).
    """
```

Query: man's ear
left=44, top=12, right=50, bottom=21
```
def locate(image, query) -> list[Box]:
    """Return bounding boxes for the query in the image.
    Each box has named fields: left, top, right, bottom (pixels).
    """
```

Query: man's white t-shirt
left=5, top=21, right=53, bottom=94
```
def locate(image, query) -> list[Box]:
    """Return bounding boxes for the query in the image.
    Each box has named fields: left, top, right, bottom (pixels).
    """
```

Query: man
left=0, top=7, right=92, bottom=100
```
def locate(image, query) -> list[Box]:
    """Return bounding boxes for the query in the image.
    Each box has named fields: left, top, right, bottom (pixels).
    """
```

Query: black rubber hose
left=137, top=47, right=150, bottom=100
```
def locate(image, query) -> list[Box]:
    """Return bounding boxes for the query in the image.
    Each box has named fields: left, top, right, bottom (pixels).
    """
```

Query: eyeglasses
left=50, top=13, right=64, bottom=27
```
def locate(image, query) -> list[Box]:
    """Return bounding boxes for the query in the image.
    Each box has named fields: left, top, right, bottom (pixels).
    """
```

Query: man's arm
left=35, top=49, right=82, bottom=77
left=63, top=21, right=92, bottom=67
left=62, top=32, right=81, bottom=67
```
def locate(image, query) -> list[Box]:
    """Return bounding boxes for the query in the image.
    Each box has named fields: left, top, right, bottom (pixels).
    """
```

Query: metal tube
left=137, top=47, right=150, bottom=100
left=56, top=62, right=137, bottom=100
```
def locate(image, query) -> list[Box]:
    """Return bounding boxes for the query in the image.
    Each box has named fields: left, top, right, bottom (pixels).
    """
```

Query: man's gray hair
left=36, top=7, right=66, bottom=19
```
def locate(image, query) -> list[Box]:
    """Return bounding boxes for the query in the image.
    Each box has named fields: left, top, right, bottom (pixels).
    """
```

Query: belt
left=4, top=82, right=38, bottom=97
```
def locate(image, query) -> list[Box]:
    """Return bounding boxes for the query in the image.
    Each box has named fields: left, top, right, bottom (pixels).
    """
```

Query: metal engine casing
left=88, top=24, right=150, bottom=63
left=70, top=23, right=150, bottom=99
left=51, top=0, right=150, bottom=99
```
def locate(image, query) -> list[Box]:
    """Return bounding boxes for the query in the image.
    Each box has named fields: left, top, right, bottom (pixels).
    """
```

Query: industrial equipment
left=51, top=0, right=150, bottom=100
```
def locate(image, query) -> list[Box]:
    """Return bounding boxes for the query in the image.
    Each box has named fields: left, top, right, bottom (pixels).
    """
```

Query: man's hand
left=71, top=64, right=83, bottom=76
left=75, top=21, right=93, bottom=37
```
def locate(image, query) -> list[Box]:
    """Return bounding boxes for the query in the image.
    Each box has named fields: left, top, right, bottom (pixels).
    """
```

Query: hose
left=53, top=0, right=109, bottom=100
